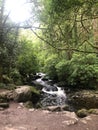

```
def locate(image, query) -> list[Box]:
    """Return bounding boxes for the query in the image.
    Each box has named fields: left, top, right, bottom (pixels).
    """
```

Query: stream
left=32, top=73, right=98, bottom=111
left=34, top=73, right=68, bottom=107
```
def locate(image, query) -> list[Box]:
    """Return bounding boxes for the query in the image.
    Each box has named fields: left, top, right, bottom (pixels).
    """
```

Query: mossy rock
left=61, top=104, right=70, bottom=111
left=24, top=101, right=33, bottom=108
left=30, top=86, right=40, bottom=95
left=76, top=109, right=88, bottom=118
left=0, top=103, right=9, bottom=108
left=68, top=90, right=98, bottom=109
left=47, top=106, right=61, bottom=112
left=88, top=109, right=98, bottom=115
left=35, top=102, right=42, bottom=108
left=30, top=86, right=41, bottom=105
left=0, top=94, right=8, bottom=103
left=0, top=90, right=13, bottom=102
left=14, top=86, right=32, bottom=102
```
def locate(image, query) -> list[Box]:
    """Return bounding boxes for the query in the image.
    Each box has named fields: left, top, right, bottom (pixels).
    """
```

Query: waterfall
left=35, top=73, right=67, bottom=106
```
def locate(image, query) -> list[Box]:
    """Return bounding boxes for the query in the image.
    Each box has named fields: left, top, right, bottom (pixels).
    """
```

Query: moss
left=35, top=102, right=42, bottom=108
left=76, top=109, right=88, bottom=118
left=30, top=86, right=41, bottom=105
left=30, top=86, right=40, bottom=95
left=88, top=109, right=98, bottom=115
left=24, top=101, right=33, bottom=108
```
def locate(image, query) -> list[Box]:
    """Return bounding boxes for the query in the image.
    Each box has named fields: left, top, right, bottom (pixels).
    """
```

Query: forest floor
left=0, top=102, right=98, bottom=130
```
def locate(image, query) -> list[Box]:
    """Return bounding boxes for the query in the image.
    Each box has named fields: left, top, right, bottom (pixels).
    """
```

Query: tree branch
left=30, top=29, right=98, bottom=54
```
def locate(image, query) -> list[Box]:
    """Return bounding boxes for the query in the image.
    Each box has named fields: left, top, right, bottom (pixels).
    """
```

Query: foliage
left=68, top=64, right=98, bottom=89
left=0, top=0, right=98, bottom=92
left=56, top=54, right=98, bottom=89
left=17, top=37, right=39, bottom=83
left=9, top=69, right=22, bottom=85
left=0, top=83, right=16, bottom=90
left=56, top=59, right=71, bottom=81
left=39, top=0, right=98, bottom=56
left=0, top=0, right=19, bottom=83
left=44, top=54, right=59, bottom=80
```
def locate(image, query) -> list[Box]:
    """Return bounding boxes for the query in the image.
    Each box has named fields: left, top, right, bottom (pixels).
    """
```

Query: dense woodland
left=0, top=0, right=98, bottom=90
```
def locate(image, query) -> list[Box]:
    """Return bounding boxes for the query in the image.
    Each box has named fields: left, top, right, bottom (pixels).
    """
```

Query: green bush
left=9, top=69, right=22, bottom=85
left=56, top=60, right=70, bottom=81
left=44, top=55, right=59, bottom=80
left=2, top=75, right=12, bottom=84
left=0, top=83, right=16, bottom=90
left=69, top=65, right=98, bottom=88
left=17, top=38, right=39, bottom=81
left=56, top=54, right=98, bottom=89
left=68, top=54, right=98, bottom=89
left=17, top=53, right=38, bottom=76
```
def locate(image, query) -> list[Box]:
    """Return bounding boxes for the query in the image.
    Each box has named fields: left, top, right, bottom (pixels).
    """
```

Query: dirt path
left=0, top=103, right=98, bottom=130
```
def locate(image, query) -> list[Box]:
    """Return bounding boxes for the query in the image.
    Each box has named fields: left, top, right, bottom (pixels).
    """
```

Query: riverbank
left=0, top=102, right=98, bottom=130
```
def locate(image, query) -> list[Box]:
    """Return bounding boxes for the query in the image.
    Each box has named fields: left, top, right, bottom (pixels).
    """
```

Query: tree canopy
left=0, top=0, right=98, bottom=89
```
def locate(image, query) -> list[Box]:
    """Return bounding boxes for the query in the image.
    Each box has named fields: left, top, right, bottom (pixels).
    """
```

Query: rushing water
left=35, top=73, right=67, bottom=107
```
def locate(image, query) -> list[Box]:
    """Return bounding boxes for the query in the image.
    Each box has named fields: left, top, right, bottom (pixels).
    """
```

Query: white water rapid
left=35, top=73, right=67, bottom=106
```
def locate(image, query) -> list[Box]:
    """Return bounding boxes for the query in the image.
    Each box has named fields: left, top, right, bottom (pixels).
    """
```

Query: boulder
left=61, top=104, right=71, bottom=111
left=44, top=86, right=58, bottom=91
left=76, top=109, right=88, bottom=118
left=14, top=86, right=32, bottom=102
left=68, top=90, right=98, bottom=110
left=46, top=105, right=70, bottom=112
left=0, top=90, right=14, bottom=102
left=24, top=101, right=33, bottom=108
left=47, top=106, right=61, bottom=112
left=0, top=103, right=9, bottom=108
left=88, top=109, right=98, bottom=115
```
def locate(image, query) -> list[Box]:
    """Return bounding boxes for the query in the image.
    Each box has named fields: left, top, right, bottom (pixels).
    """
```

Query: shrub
left=68, top=65, right=98, bottom=89
left=68, top=54, right=98, bottom=89
left=17, top=38, right=39, bottom=82
left=44, top=55, right=59, bottom=80
left=9, top=69, right=22, bottom=85
left=56, top=54, right=98, bottom=89
left=2, top=75, right=12, bottom=84
left=0, top=83, right=16, bottom=90
left=56, top=60, right=71, bottom=81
